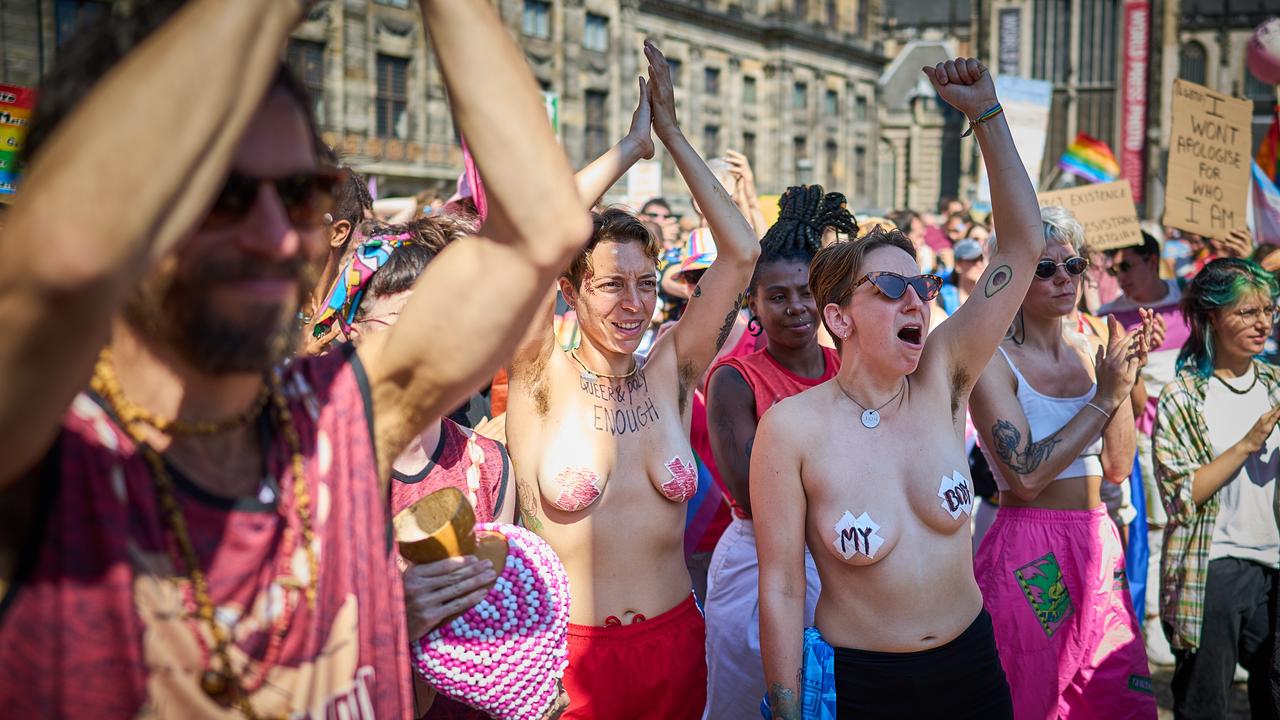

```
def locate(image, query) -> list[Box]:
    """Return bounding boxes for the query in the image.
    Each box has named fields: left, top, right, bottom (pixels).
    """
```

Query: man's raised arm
left=362, top=0, right=590, bottom=478
left=0, top=0, right=310, bottom=487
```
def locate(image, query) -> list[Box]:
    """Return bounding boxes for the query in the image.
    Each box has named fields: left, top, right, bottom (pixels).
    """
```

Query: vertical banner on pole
left=0, top=84, right=36, bottom=202
left=1120, top=0, right=1151, bottom=207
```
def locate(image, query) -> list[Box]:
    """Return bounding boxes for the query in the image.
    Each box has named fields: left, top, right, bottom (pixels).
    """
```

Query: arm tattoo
left=693, top=283, right=702, bottom=298
left=768, top=682, right=801, bottom=720
left=991, top=419, right=1062, bottom=475
left=517, top=478, right=544, bottom=533
left=715, top=292, right=746, bottom=350
left=983, top=264, right=1013, bottom=298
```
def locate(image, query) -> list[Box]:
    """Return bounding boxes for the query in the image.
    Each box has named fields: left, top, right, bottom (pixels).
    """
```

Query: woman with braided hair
left=700, top=185, right=847, bottom=719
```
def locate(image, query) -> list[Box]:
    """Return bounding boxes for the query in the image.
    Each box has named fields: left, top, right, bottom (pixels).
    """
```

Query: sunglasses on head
left=849, top=271, right=943, bottom=302
left=1034, top=257, right=1089, bottom=279
left=203, top=169, right=341, bottom=230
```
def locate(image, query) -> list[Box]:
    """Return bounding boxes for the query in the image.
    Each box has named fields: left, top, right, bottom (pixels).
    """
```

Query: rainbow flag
left=1257, top=103, right=1280, bottom=186
left=1058, top=132, right=1121, bottom=184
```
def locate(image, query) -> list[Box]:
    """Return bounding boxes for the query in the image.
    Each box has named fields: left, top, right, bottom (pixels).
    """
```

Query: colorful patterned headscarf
left=311, top=230, right=415, bottom=338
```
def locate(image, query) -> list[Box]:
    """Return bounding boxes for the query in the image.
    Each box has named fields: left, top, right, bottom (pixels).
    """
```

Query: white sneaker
left=1143, top=617, right=1176, bottom=666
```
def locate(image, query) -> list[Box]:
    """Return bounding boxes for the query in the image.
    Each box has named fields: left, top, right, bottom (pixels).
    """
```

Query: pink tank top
left=392, top=420, right=509, bottom=720
left=0, top=350, right=412, bottom=719
left=391, top=418, right=510, bottom=523
left=709, top=346, right=840, bottom=518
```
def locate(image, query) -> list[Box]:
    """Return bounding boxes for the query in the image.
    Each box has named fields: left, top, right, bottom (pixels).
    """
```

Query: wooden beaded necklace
left=90, top=349, right=317, bottom=719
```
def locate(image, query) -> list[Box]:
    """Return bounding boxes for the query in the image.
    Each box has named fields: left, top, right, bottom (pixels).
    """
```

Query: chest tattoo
left=833, top=510, right=885, bottom=560
left=937, top=471, right=974, bottom=520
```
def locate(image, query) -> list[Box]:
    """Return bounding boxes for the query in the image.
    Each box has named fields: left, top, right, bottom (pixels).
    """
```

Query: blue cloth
left=939, top=283, right=961, bottom=316
left=760, top=627, right=837, bottom=719
left=1126, top=452, right=1149, bottom=615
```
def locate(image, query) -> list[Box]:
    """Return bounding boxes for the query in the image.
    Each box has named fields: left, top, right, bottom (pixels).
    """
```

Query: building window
left=375, top=54, right=409, bottom=139
left=523, top=0, right=551, bottom=39
left=704, top=125, right=721, bottom=155
left=854, top=145, right=866, bottom=197
left=374, top=0, right=412, bottom=6
left=667, top=58, right=683, bottom=87
left=826, top=0, right=838, bottom=26
left=743, top=76, right=758, bottom=105
left=585, top=91, right=608, bottom=161
left=1178, top=42, right=1206, bottom=85
left=286, top=40, right=326, bottom=125
left=793, top=82, right=808, bottom=110
left=705, top=67, right=721, bottom=96
left=794, top=136, right=809, bottom=164
left=584, top=13, right=608, bottom=52
left=54, top=0, right=110, bottom=46
left=1246, top=70, right=1275, bottom=103
left=742, top=132, right=757, bottom=166
left=794, top=0, right=808, bottom=18
left=824, top=89, right=839, bottom=116
left=825, top=140, right=838, bottom=184
left=855, top=94, right=867, bottom=121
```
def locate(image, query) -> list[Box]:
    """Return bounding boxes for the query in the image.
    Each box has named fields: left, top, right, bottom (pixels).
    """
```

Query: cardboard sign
left=1164, top=78, right=1252, bottom=239
left=1038, top=180, right=1143, bottom=250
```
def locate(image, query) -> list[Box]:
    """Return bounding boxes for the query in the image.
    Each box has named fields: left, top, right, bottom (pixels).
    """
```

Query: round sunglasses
left=1034, top=257, right=1089, bottom=279
left=203, top=169, right=342, bottom=230
left=848, top=271, right=943, bottom=302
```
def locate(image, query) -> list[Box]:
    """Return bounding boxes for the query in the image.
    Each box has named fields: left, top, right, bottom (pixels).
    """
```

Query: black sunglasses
left=204, top=169, right=341, bottom=230
left=848, top=271, right=943, bottom=302
left=1034, top=257, right=1090, bottom=279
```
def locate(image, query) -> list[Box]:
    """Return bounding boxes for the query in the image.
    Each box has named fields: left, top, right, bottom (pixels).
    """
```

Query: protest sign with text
left=1164, top=79, right=1252, bottom=239
left=1038, top=180, right=1143, bottom=251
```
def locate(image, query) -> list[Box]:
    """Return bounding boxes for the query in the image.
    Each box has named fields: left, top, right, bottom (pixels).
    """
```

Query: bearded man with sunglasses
left=753, top=58, right=1043, bottom=718
left=0, top=1, right=588, bottom=718
left=1099, top=230, right=1190, bottom=667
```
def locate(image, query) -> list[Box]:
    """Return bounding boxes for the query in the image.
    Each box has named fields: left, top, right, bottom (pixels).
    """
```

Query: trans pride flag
left=1058, top=132, right=1121, bottom=184
left=1255, top=105, right=1280, bottom=246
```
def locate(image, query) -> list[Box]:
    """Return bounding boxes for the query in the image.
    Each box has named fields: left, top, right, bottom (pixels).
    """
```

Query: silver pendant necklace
left=837, top=378, right=907, bottom=429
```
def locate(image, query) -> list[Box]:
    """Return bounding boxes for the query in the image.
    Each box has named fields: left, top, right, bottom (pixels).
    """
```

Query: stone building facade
left=2, top=0, right=895, bottom=211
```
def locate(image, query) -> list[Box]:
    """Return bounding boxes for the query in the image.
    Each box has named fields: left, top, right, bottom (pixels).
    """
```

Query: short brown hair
left=563, top=207, right=661, bottom=288
left=809, top=227, right=916, bottom=350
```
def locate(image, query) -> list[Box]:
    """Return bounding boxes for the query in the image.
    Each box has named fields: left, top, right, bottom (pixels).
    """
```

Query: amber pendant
left=201, top=669, right=234, bottom=705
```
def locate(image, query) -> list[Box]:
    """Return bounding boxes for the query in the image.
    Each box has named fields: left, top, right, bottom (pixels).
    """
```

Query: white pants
left=702, top=517, right=821, bottom=720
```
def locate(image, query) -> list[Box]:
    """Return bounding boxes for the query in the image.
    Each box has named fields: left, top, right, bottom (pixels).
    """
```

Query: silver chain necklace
left=836, top=378, right=907, bottom=429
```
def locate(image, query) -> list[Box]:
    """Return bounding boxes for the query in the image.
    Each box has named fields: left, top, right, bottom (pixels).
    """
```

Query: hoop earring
left=748, top=316, right=763, bottom=337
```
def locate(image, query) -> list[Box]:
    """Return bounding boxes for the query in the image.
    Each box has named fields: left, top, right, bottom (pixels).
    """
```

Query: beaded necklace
left=90, top=349, right=317, bottom=719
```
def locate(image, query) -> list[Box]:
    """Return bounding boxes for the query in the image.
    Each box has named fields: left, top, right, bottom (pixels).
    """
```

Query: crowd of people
left=0, top=1, right=1276, bottom=719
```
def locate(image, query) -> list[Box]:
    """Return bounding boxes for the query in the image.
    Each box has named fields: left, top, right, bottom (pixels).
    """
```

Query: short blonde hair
left=986, top=206, right=1086, bottom=257
left=1040, top=205, right=1085, bottom=254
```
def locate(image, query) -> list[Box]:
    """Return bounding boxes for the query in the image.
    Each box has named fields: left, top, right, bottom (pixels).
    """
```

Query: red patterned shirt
left=0, top=349, right=412, bottom=718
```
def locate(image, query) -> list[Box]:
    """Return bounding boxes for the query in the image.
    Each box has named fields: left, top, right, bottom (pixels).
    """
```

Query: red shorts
left=561, top=595, right=707, bottom=720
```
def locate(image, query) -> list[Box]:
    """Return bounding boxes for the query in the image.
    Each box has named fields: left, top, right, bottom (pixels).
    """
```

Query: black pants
left=1171, top=557, right=1279, bottom=720
left=833, top=609, right=1013, bottom=719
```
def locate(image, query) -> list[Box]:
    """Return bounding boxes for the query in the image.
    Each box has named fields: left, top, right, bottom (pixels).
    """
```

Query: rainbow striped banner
left=1057, top=132, right=1121, bottom=184
left=0, top=83, right=34, bottom=202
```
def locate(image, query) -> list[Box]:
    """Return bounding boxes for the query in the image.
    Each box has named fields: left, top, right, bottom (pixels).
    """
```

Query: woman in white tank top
left=967, top=206, right=1159, bottom=719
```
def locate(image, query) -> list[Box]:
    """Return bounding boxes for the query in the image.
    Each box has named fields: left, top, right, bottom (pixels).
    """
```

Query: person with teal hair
left=1154, top=257, right=1280, bottom=719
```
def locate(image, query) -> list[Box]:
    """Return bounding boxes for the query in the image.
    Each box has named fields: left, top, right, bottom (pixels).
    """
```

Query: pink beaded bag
left=409, top=522, right=571, bottom=720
